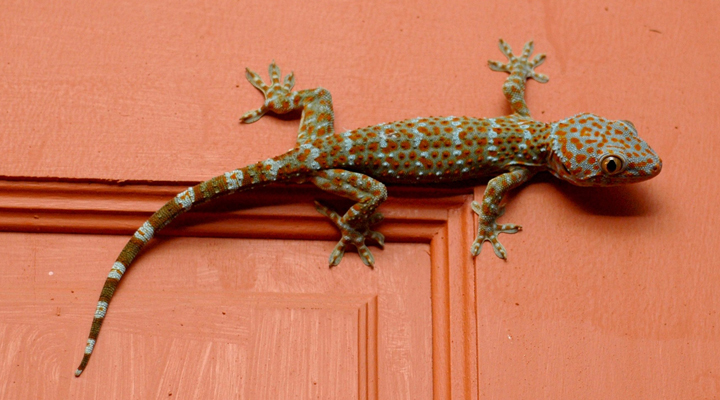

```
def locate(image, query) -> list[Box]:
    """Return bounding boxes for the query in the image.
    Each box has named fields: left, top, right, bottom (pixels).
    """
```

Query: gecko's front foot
left=470, top=200, right=521, bottom=260
left=240, top=62, right=296, bottom=124
left=488, top=39, right=548, bottom=83
left=314, top=201, right=385, bottom=268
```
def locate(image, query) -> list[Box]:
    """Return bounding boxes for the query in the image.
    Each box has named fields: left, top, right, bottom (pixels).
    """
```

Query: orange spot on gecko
left=570, top=137, right=583, bottom=149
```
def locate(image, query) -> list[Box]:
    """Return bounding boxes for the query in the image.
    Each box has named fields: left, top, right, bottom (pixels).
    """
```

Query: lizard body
left=75, top=40, right=661, bottom=376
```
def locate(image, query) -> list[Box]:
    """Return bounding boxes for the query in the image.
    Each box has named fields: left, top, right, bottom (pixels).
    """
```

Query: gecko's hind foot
left=314, top=201, right=385, bottom=268
left=488, top=39, right=548, bottom=83
left=470, top=200, right=521, bottom=260
left=240, top=62, right=296, bottom=124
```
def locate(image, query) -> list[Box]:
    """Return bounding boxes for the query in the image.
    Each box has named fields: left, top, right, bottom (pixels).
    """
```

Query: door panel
left=0, top=182, right=476, bottom=399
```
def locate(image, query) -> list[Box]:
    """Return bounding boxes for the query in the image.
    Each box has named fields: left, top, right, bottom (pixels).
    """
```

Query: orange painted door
left=2, top=1, right=720, bottom=399
left=0, top=182, right=477, bottom=399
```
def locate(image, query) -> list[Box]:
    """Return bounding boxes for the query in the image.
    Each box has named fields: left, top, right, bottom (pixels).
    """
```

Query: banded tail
left=75, top=150, right=309, bottom=377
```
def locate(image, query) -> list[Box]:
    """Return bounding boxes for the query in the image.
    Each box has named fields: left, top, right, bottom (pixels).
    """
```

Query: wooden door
left=2, top=1, right=720, bottom=399
left=0, top=181, right=478, bottom=399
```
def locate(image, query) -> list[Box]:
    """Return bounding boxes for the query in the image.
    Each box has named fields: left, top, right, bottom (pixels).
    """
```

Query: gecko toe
left=314, top=201, right=341, bottom=222
left=240, top=108, right=267, bottom=124
left=496, top=223, right=521, bottom=234
left=369, top=231, right=385, bottom=248
left=491, top=239, right=508, bottom=260
left=471, top=240, right=483, bottom=257
left=357, top=245, right=375, bottom=268
left=328, top=242, right=346, bottom=267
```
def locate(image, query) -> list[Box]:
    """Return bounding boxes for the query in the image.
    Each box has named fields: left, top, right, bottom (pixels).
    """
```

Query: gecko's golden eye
left=600, top=155, right=624, bottom=175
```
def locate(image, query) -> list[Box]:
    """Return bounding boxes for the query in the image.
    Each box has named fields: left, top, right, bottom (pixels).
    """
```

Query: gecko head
left=547, top=113, right=662, bottom=187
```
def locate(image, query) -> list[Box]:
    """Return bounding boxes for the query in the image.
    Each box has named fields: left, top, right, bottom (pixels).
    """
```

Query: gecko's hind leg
left=240, top=62, right=336, bottom=144
left=310, top=170, right=387, bottom=268
left=315, top=201, right=385, bottom=248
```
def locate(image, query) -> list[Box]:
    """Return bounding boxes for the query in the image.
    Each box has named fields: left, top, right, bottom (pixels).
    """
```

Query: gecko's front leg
left=488, top=39, right=548, bottom=117
left=240, top=62, right=296, bottom=124
left=240, top=62, right=336, bottom=145
left=471, top=168, right=533, bottom=259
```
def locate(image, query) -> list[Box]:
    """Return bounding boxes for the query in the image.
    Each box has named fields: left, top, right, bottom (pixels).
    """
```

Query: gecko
left=74, top=39, right=662, bottom=376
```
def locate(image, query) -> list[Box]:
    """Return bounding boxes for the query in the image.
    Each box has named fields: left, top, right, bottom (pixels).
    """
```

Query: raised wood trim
left=0, top=178, right=478, bottom=399
left=0, top=179, right=465, bottom=239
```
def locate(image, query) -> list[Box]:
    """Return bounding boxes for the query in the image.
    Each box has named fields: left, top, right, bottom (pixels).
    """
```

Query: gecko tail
left=74, top=152, right=308, bottom=377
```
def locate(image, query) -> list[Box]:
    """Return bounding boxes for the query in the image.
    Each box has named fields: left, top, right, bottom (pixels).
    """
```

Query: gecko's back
left=329, top=115, right=552, bottom=184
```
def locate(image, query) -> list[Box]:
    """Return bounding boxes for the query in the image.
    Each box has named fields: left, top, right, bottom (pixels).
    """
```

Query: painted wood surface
left=0, top=183, right=477, bottom=399
left=1, top=0, right=719, bottom=398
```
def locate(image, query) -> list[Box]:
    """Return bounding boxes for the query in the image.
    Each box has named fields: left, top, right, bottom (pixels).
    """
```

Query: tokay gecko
left=75, top=39, right=662, bottom=376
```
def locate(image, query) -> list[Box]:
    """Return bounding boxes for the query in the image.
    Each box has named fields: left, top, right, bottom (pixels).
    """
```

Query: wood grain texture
left=2, top=0, right=719, bottom=398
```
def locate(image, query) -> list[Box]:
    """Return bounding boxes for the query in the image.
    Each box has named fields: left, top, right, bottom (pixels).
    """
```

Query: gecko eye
left=600, top=155, right=624, bottom=175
